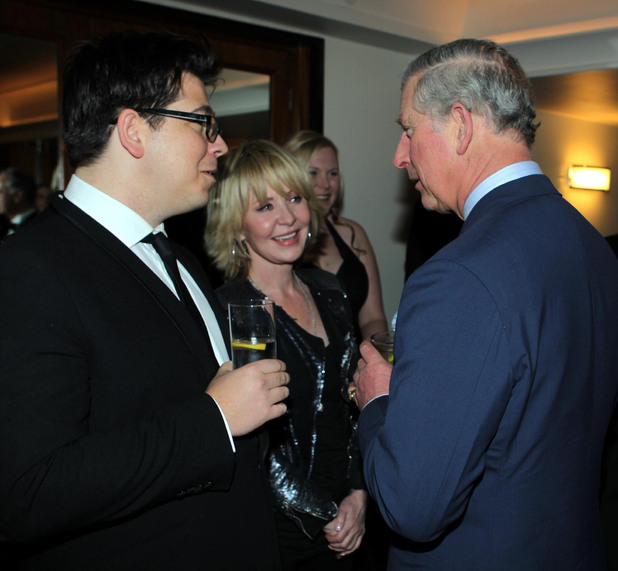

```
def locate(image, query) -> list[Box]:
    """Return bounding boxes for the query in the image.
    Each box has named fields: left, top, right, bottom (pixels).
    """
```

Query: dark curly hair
left=62, top=30, right=220, bottom=168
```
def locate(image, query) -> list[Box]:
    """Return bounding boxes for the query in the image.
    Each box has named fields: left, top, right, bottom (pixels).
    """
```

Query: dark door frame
left=0, top=0, right=324, bottom=182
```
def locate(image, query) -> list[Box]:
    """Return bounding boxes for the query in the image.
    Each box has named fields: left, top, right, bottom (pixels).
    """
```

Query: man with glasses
left=0, top=31, right=288, bottom=570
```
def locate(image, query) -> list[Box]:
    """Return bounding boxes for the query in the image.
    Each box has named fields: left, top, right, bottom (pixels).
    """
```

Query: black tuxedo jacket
left=0, top=194, right=278, bottom=570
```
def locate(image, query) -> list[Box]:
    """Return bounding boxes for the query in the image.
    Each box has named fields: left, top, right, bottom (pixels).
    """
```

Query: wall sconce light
left=567, top=165, right=611, bottom=191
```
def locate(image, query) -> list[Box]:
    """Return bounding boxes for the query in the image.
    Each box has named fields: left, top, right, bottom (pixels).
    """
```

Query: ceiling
left=250, top=0, right=618, bottom=46
left=2, top=0, right=618, bottom=127
left=181, top=0, right=618, bottom=126
left=177, top=0, right=618, bottom=50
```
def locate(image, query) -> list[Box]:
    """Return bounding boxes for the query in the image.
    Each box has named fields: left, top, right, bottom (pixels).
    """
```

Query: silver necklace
left=248, top=273, right=317, bottom=336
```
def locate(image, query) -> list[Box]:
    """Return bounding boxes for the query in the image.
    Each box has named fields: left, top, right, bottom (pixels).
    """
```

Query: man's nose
left=393, top=133, right=409, bottom=169
left=210, top=134, right=229, bottom=157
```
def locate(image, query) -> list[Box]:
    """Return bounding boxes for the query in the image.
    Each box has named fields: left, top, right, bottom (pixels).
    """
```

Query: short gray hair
left=402, top=39, right=539, bottom=146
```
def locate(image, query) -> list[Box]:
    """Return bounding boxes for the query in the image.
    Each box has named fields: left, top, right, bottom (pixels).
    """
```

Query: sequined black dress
left=217, top=267, right=363, bottom=540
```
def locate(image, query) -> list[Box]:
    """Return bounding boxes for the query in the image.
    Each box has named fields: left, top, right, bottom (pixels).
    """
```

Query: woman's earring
left=305, top=231, right=312, bottom=250
left=232, top=240, right=243, bottom=267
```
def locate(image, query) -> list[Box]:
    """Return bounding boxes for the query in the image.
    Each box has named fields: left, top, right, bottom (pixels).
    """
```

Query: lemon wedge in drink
left=232, top=341, right=267, bottom=350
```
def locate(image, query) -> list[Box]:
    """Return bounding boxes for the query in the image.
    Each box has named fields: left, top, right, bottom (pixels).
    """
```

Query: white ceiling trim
left=489, top=17, right=618, bottom=45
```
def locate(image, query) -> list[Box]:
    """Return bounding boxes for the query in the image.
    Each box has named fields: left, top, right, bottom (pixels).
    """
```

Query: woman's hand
left=323, top=489, right=368, bottom=558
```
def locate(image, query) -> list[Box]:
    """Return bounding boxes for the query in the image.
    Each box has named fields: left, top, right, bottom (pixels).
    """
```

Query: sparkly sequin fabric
left=217, top=267, right=363, bottom=538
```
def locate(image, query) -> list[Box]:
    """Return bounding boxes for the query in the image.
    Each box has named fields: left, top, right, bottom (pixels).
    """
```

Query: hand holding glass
left=370, top=330, right=395, bottom=364
left=228, top=300, right=277, bottom=368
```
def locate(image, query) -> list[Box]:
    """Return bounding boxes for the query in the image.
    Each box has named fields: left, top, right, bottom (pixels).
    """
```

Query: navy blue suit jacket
left=359, top=175, right=618, bottom=570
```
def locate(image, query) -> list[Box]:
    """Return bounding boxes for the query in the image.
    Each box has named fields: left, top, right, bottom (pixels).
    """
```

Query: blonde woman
left=284, top=131, right=387, bottom=343
left=206, top=140, right=366, bottom=570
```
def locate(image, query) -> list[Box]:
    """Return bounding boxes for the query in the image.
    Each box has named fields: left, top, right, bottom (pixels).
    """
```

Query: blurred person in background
left=0, top=167, right=38, bottom=232
left=284, top=131, right=387, bottom=343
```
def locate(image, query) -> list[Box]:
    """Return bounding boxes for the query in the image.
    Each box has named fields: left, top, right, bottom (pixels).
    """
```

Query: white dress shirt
left=63, top=175, right=229, bottom=364
left=463, top=161, right=543, bottom=219
left=63, top=175, right=235, bottom=447
left=10, top=208, right=37, bottom=227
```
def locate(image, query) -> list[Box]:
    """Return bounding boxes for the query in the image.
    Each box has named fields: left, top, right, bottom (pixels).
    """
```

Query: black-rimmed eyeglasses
left=131, top=108, right=222, bottom=143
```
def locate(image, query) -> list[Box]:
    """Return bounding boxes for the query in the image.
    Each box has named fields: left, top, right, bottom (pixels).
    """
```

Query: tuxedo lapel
left=176, top=244, right=230, bottom=354
left=51, top=195, right=220, bottom=378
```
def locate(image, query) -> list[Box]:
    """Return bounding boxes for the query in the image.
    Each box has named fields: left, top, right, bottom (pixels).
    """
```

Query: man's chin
left=418, top=192, right=437, bottom=212
left=420, top=195, right=451, bottom=215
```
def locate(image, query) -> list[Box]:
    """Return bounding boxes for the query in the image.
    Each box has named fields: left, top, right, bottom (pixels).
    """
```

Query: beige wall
left=150, top=0, right=416, bottom=322
left=321, top=37, right=413, bottom=325
left=533, top=111, right=618, bottom=237
left=148, top=1, right=618, bottom=322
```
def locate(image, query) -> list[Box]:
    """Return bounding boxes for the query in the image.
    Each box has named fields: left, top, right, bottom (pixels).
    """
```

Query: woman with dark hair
left=206, top=140, right=367, bottom=570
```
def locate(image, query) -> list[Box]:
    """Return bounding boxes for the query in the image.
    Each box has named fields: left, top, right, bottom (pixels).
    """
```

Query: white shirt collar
left=463, top=161, right=543, bottom=219
left=63, top=175, right=161, bottom=245
left=10, top=208, right=37, bottom=225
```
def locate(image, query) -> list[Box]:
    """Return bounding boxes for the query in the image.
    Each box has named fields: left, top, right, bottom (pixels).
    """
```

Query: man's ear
left=451, top=102, right=473, bottom=156
left=115, top=108, right=146, bottom=159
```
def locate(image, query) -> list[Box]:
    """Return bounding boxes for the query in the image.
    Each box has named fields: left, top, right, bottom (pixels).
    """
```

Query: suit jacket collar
left=51, top=193, right=225, bottom=376
left=462, top=174, right=559, bottom=232
left=173, top=240, right=230, bottom=353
